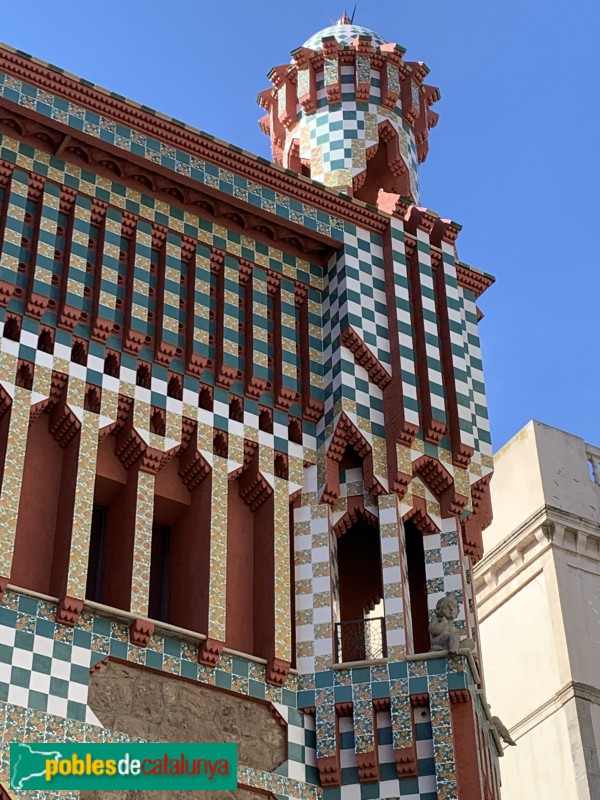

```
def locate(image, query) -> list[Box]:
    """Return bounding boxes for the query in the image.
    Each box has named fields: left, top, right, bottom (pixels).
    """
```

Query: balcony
left=334, top=617, right=387, bottom=664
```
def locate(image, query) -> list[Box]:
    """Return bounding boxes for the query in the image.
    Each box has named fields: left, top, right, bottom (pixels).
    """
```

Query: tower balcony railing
left=334, top=617, right=387, bottom=664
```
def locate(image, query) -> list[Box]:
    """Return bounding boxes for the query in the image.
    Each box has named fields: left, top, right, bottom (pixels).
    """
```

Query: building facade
left=0, top=15, right=502, bottom=800
left=475, top=421, right=600, bottom=800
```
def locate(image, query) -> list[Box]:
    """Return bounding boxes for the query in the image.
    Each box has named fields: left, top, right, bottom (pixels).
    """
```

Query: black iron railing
left=334, top=617, right=387, bottom=663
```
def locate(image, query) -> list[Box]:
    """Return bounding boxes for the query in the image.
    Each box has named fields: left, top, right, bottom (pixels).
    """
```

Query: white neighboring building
left=474, top=420, right=600, bottom=800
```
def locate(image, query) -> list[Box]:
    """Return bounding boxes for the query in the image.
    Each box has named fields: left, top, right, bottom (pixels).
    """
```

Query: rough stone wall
left=81, top=659, right=285, bottom=800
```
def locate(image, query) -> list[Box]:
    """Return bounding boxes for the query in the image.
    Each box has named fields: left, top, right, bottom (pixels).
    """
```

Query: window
left=405, top=521, right=430, bottom=653
left=148, top=523, right=171, bottom=622
left=86, top=504, right=107, bottom=602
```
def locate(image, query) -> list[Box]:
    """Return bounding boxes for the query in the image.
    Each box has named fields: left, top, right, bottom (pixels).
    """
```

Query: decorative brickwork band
left=317, top=755, right=341, bottom=788
left=356, top=750, right=379, bottom=783
left=393, top=745, right=418, bottom=778
left=129, top=618, right=155, bottom=648
left=198, top=637, right=224, bottom=668
left=265, top=657, right=291, bottom=687
left=56, top=596, right=84, bottom=627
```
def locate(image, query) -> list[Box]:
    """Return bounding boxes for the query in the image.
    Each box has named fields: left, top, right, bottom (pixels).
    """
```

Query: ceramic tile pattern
left=0, top=590, right=484, bottom=800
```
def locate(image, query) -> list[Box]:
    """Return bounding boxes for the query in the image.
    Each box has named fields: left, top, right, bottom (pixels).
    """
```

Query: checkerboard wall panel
left=160, top=232, right=185, bottom=352
left=128, top=219, right=154, bottom=344
left=378, top=494, right=407, bottom=660
left=31, top=181, right=61, bottom=300
left=416, top=230, right=447, bottom=430
left=459, top=285, right=492, bottom=469
left=0, top=168, right=28, bottom=286
left=387, top=219, right=420, bottom=431
left=293, top=466, right=334, bottom=676
left=0, top=138, right=327, bottom=462
left=97, top=205, right=122, bottom=328
left=189, top=242, right=213, bottom=368
left=0, top=135, right=326, bottom=296
left=248, top=267, right=270, bottom=390
left=287, top=85, right=420, bottom=198
left=279, top=276, right=300, bottom=403
left=307, top=286, right=325, bottom=405
left=334, top=231, right=390, bottom=372
left=0, top=584, right=494, bottom=799
left=64, top=193, right=93, bottom=312
left=440, top=239, right=474, bottom=455
left=423, top=517, right=466, bottom=632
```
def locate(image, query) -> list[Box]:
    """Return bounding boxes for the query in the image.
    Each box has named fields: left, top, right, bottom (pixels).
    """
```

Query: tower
left=0, top=14, right=502, bottom=800
left=258, top=13, right=440, bottom=203
left=256, top=14, right=503, bottom=798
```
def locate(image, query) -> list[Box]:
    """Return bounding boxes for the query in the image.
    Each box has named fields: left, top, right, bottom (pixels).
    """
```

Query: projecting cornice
left=0, top=42, right=496, bottom=296
left=505, top=680, right=600, bottom=744
left=0, top=42, right=389, bottom=236
left=474, top=503, right=600, bottom=611
left=0, top=103, right=336, bottom=264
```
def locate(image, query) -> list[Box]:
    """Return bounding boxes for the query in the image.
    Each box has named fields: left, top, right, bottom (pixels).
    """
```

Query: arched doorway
left=335, top=516, right=386, bottom=663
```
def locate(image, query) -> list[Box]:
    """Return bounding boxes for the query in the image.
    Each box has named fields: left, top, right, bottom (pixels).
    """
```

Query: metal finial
left=331, top=7, right=357, bottom=25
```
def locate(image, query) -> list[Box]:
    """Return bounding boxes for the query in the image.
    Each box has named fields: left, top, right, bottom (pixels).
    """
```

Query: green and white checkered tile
left=0, top=603, right=99, bottom=725
left=332, top=706, right=437, bottom=800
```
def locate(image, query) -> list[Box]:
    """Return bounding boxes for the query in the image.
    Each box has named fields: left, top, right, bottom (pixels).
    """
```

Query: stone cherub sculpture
left=429, top=595, right=476, bottom=655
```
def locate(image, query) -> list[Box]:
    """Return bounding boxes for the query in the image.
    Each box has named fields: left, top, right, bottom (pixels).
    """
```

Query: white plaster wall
left=484, top=421, right=545, bottom=551
left=499, top=705, right=578, bottom=800
left=478, top=568, right=562, bottom=729
left=479, top=421, right=600, bottom=799
left=484, top=421, right=600, bottom=552
left=534, top=423, right=600, bottom=525
left=591, top=705, right=600, bottom=770
left=555, top=555, right=600, bottom=687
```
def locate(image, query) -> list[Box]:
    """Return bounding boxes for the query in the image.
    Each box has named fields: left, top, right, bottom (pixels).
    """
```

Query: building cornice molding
left=476, top=503, right=600, bottom=577
left=455, top=262, right=494, bottom=298
left=475, top=504, right=600, bottom=610
left=0, top=102, right=336, bottom=265
left=507, top=680, right=600, bottom=743
left=0, top=43, right=389, bottom=235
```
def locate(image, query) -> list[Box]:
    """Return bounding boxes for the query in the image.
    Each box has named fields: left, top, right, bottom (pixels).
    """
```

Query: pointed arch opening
left=403, top=519, right=430, bottom=654
left=86, top=433, right=135, bottom=610
left=12, top=407, right=80, bottom=596
left=335, top=510, right=386, bottom=663
left=150, top=447, right=211, bottom=634
left=353, top=123, right=411, bottom=205
left=226, top=447, right=275, bottom=660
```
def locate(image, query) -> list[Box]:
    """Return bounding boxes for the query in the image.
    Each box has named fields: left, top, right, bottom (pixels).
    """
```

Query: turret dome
left=303, top=23, right=388, bottom=50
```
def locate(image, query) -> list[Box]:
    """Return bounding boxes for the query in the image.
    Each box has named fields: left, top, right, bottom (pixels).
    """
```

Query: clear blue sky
left=2, top=1, right=598, bottom=451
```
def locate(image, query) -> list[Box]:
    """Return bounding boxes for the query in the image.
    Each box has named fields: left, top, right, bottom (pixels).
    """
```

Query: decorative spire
left=337, top=6, right=356, bottom=24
